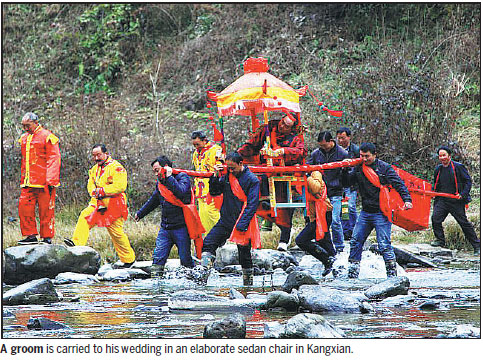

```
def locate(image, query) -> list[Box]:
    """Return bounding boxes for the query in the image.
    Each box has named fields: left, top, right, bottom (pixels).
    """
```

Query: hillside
left=2, top=3, right=480, bottom=212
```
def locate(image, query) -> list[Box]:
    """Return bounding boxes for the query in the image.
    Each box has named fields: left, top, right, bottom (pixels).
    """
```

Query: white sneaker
left=277, top=242, right=288, bottom=252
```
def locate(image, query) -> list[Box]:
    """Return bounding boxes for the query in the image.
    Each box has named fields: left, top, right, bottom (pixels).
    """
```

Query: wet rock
left=282, top=271, right=318, bottom=293
left=266, top=291, right=299, bottom=312
left=96, top=264, right=113, bottom=277
left=378, top=294, right=416, bottom=307
left=3, top=309, right=14, bottom=318
left=296, top=285, right=369, bottom=313
left=418, top=299, right=440, bottom=310
left=3, top=278, right=60, bottom=305
left=280, top=313, right=345, bottom=338
left=264, top=321, right=285, bottom=338
left=3, top=245, right=101, bottom=285
left=385, top=245, right=437, bottom=268
left=219, top=265, right=242, bottom=274
left=446, top=325, right=480, bottom=338
left=214, top=245, right=297, bottom=271
left=99, top=269, right=135, bottom=282
left=169, top=290, right=264, bottom=311
left=364, top=276, right=410, bottom=299
left=54, top=272, right=99, bottom=285
left=27, top=317, right=69, bottom=330
left=214, top=244, right=239, bottom=268
left=229, top=288, right=245, bottom=300
left=203, top=313, right=246, bottom=338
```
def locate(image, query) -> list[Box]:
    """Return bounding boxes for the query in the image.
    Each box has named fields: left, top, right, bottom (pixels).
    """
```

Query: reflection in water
left=2, top=269, right=480, bottom=339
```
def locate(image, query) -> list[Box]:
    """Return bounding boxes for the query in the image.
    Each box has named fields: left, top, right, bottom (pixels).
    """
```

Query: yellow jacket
left=192, top=141, right=223, bottom=198
left=87, top=157, right=127, bottom=207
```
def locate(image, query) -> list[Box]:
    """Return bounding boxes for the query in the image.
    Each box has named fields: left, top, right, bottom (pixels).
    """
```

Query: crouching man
left=342, top=143, right=412, bottom=278
left=200, top=151, right=260, bottom=286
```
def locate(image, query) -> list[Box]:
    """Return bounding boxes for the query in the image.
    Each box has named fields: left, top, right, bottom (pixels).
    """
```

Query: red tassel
left=326, top=109, right=343, bottom=117
left=212, top=123, right=224, bottom=141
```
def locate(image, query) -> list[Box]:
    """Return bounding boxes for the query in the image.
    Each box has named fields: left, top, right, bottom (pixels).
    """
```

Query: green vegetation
left=2, top=4, right=480, bottom=257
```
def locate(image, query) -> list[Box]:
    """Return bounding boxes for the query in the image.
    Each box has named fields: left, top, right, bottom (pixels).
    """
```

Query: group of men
left=16, top=111, right=480, bottom=283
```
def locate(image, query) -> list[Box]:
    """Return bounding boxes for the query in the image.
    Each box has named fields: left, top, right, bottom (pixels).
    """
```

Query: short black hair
left=360, top=142, right=376, bottom=154
left=437, top=145, right=452, bottom=156
left=226, top=151, right=243, bottom=164
left=191, top=130, right=207, bottom=141
left=151, top=155, right=173, bottom=167
left=92, top=143, right=107, bottom=153
left=317, top=131, right=333, bottom=142
left=336, top=127, right=351, bottom=137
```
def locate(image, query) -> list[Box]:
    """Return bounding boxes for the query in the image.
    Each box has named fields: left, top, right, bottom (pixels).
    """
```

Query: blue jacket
left=136, top=173, right=191, bottom=229
left=308, top=143, right=348, bottom=197
left=433, top=161, right=472, bottom=204
left=209, top=166, right=260, bottom=232
left=342, top=158, right=411, bottom=213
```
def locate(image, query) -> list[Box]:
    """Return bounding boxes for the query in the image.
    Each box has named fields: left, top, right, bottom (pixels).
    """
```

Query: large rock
left=280, top=313, right=344, bottom=338
left=392, top=245, right=437, bottom=268
left=364, top=276, right=410, bottom=299
left=297, top=285, right=370, bottom=313
left=214, top=245, right=297, bottom=271
left=54, top=272, right=99, bottom=285
left=3, top=278, right=60, bottom=305
left=282, top=271, right=318, bottom=293
left=203, top=313, right=246, bottom=338
left=3, top=245, right=101, bottom=285
left=168, top=290, right=265, bottom=311
left=265, top=291, right=299, bottom=311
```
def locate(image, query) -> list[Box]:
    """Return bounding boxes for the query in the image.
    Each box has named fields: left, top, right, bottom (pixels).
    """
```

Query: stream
left=2, top=259, right=480, bottom=339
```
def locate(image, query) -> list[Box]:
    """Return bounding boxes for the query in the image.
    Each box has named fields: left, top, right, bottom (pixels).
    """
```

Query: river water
left=2, top=261, right=480, bottom=339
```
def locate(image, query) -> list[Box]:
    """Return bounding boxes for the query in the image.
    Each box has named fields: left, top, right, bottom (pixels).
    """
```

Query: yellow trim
left=46, top=133, right=59, bottom=144
left=217, top=87, right=299, bottom=108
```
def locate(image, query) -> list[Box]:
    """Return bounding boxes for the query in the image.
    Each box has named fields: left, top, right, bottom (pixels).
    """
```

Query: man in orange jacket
left=18, top=112, right=61, bottom=245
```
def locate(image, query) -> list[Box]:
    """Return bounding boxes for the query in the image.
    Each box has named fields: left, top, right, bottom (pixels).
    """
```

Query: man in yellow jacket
left=66, top=144, right=135, bottom=267
left=191, top=131, right=223, bottom=235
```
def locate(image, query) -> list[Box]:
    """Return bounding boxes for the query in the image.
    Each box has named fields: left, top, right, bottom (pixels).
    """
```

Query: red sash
left=85, top=194, right=128, bottom=227
left=306, top=183, right=329, bottom=241
left=157, top=182, right=205, bottom=259
left=362, top=164, right=404, bottom=221
left=228, top=173, right=261, bottom=249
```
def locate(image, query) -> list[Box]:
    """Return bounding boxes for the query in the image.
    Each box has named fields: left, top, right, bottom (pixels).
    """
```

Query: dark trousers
left=202, top=221, right=253, bottom=269
left=432, top=199, right=479, bottom=247
left=295, top=212, right=335, bottom=264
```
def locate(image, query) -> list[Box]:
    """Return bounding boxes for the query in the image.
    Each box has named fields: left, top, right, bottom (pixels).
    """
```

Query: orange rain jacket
left=19, top=125, right=61, bottom=188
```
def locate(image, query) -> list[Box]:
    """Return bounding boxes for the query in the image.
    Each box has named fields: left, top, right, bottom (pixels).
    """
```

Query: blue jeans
left=349, top=210, right=395, bottom=262
left=153, top=226, right=194, bottom=267
left=329, top=196, right=345, bottom=252
left=342, top=188, right=358, bottom=236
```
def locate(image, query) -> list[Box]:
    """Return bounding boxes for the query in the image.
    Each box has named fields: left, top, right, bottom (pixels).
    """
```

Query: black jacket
left=136, top=173, right=191, bottom=230
left=433, top=161, right=472, bottom=204
left=342, top=158, right=411, bottom=213
left=209, top=166, right=260, bottom=232
left=308, top=143, right=348, bottom=197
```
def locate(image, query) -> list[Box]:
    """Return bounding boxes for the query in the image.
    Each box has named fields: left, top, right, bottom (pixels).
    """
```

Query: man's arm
left=165, top=173, right=192, bottom=204
left=386, top=166, right=412, bottom=204
left=282, top=134, right=307, bottom=164
left=102, top=164, right=128, bottom=195
left=136, top=188, right=160, bottom=220
left=45, top=134, right=61, bottom=187
left=456, top=163, right=472, bottom=201
left=235, top=175, right=260, bottom=231
left=237, top=126, right=265, bottom=158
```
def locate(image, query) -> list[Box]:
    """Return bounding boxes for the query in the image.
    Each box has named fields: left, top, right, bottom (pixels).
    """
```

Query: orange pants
left=18, top=187, right=56, bottom=238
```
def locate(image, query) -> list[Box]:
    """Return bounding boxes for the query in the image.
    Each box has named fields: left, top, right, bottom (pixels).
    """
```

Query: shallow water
left=2, top=267, right=480, bottom=339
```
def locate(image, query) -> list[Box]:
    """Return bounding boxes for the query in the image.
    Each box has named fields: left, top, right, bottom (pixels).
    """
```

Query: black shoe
left=63, top=238, right=75, bottom=247
left=18, top=235, right=38, bottom=245
left=260, top=200, right=271, bottom=211
left=430, top=240, right=446, bottom=247
left=41, top=238, right=52, bottom=244
left=473, top=248, right=480, bottom=256
left=118, top=261, right=135, bottom=269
